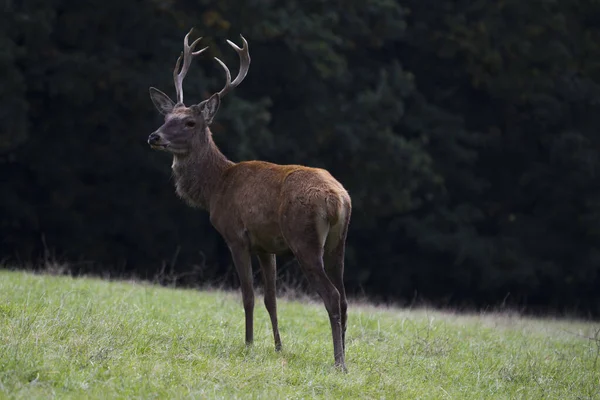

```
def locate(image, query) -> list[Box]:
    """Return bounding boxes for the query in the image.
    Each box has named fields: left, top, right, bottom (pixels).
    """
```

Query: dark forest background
left=2, top=0, right=600, bottom=316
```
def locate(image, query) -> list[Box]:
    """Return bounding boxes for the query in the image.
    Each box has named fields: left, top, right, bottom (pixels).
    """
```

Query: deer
left=147, top=29, right=352, bottom=371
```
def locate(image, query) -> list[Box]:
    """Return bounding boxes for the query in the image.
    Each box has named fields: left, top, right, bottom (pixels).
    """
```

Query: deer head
left=148, top=29, right=251, bottom=155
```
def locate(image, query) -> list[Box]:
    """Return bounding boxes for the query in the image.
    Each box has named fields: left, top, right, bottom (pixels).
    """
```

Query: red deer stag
left=147, top=29, right=352, bottom=370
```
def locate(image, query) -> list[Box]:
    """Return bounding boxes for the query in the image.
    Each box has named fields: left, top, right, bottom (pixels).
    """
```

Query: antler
left=173, top=29, right=208, bottom=105
left=213, top=35, right=251, bottom=98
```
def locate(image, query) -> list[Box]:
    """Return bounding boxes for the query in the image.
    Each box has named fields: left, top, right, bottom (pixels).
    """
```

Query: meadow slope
left=0, top=270, right=598, bottom=399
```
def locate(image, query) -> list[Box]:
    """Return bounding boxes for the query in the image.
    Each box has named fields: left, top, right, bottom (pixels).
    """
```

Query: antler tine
left=173, top=29, right=208, bottom=105
left=214, top=58, right=232, bottom=94
left=214, top=34, right=251, bottom=99
left=172, top=52, right=183, bottom=101
left=191, top=37, right=208, bottom=55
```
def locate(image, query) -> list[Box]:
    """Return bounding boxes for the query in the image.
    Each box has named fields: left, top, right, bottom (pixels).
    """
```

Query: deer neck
left=171, top=129, right=233, bottom=210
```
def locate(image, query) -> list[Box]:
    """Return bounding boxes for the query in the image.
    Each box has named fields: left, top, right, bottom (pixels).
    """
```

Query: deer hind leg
left=324, top=209, right=350, bottom=352
left=296, top=246, right=346, bottom=371
left=282, top=216, right=346, bottom=371
left=257, top=252, right=281, bottom=351
left=324, top=239, right=348, bottom=353
left=228, top=244, right=255, bottom=346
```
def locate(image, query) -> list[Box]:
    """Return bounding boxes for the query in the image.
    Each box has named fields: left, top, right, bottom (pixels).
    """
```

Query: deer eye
left=185, top=120, right=196, bottom=128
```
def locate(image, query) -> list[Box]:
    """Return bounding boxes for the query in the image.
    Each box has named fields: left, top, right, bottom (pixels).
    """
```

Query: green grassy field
left=0, top=270, right=598, bottom=399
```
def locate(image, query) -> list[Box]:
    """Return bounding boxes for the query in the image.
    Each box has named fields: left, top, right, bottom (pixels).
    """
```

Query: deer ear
left=197, top=94, right=220, bottom=125
left=149, top=87, right=175, bottom=115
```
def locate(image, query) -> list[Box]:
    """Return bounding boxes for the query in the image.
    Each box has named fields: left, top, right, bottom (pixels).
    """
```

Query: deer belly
left=248, top=231, right=289, bottom=254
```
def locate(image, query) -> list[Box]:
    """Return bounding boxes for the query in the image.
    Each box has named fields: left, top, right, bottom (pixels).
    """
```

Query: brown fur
left=148, top=33, right=351, bottom=370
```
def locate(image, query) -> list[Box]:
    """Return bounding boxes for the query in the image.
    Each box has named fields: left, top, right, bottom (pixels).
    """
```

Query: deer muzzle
left=148, top=132, right=166, bottom=149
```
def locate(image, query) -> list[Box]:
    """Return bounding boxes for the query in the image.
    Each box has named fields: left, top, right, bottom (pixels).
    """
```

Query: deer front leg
left=229, top=244, right=255, bottom=346
left=257, top=252, right=281, bottom=351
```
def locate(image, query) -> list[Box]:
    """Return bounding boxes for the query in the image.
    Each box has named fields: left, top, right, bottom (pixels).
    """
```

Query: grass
left=0, top=270, right=598, bottom=399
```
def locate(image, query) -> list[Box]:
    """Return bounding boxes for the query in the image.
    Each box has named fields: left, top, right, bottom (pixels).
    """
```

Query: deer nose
left=148, top=132, right=160, bottom=145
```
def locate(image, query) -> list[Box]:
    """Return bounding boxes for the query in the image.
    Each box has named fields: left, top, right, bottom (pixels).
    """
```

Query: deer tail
left=325, top=190, right=349, bottom=226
